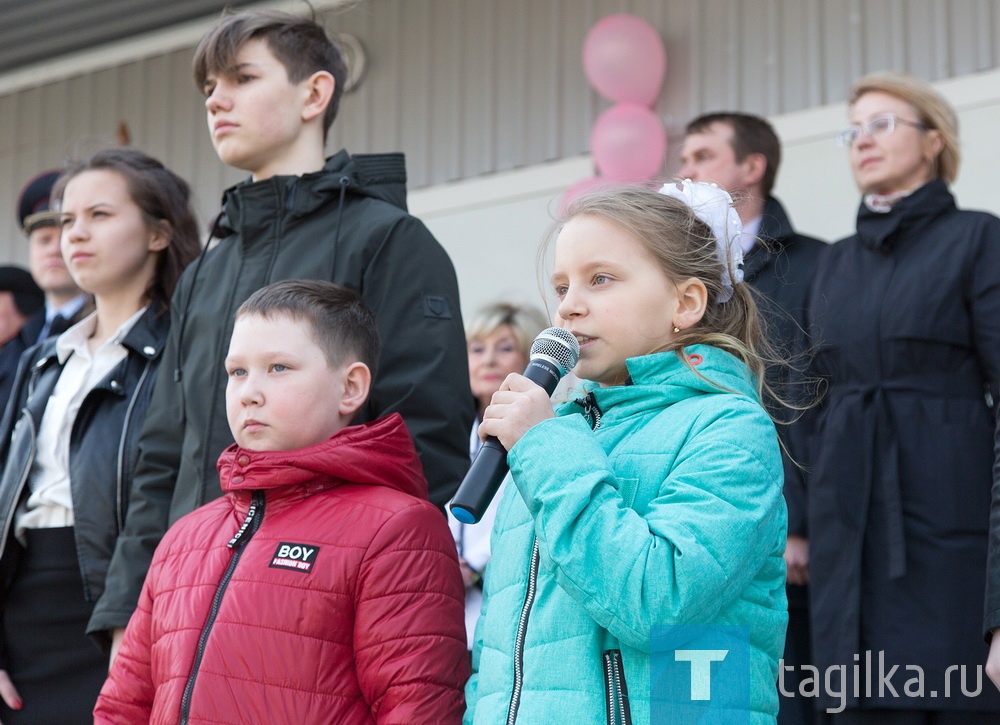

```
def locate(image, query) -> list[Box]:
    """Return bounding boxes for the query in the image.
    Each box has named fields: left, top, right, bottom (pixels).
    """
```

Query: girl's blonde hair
left=552, top=185, right=775, bottom=403
left=850, top=71, right=960, bottom=185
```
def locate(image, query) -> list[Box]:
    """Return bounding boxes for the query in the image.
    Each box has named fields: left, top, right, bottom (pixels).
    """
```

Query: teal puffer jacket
left=465, top=346, right=787, bottom=724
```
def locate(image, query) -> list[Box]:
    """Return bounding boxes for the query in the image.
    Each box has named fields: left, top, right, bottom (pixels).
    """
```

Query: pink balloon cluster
left=562, top=14, right=668, bottom=213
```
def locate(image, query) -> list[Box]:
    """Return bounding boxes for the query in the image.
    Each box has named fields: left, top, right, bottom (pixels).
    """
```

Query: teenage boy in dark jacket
left=91, top=9, right=473, bottom=658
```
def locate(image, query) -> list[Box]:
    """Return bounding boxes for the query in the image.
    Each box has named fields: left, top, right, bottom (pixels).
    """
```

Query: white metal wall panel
left=0, top=0, right=257, bottom=73
left=459, top=0, right=497, bottom=178
left=3, top=0, right=1000, bottom=263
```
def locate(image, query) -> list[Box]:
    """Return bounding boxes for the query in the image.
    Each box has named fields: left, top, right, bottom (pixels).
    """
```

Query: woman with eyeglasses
left=801, top=72, right=1000, bottom=721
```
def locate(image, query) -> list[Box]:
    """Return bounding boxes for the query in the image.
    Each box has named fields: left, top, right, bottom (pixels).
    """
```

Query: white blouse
left=15, top=307, right=146, bottom=542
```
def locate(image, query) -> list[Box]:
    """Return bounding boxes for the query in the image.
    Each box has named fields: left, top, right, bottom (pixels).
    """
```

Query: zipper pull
left=574, top=391, right=603, bottom=430
left=227, top=490, right=264, bottom=549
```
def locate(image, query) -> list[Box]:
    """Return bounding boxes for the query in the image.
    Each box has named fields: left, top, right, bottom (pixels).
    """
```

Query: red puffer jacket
left=95, top=414, right=469, bottom=724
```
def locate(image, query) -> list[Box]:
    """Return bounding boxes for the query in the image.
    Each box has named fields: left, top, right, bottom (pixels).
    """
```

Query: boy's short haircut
left=193, top=9, right=347, bottom=140
left=236, top=280, right=380, bottom=376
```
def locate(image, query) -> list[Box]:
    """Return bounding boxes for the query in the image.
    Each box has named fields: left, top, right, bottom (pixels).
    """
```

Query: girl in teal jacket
left=465, top=182, right=788, bottom=724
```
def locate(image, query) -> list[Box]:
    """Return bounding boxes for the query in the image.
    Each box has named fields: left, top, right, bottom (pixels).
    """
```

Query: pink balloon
left=559, top=176, right=614, bottom=216
left=590, top=103, right=667, bottom=182
left=583, top=14, right=667, bottom=106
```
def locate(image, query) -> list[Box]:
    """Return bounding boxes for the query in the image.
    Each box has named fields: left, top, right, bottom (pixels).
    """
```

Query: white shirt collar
left=741, top=215, right=763, bottom=255
left=46, top=293, right=89, bottom=323
left=56, top=306, right=147, bottom=365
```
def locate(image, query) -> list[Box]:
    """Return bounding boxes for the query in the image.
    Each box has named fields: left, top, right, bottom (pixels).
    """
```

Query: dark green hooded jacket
left=89, top=151, right=473, bottom=642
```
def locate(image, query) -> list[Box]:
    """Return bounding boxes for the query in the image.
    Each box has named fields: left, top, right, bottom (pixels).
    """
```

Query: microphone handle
left=449, top=355, right=565, bottom=524
left=450, top=437, right=509, bottom=524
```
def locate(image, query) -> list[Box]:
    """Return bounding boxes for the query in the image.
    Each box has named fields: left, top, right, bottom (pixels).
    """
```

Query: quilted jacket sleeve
left=354, top=500, right=470, bottom=723
left=462, top=493, right=500, bottom=724
left=93, top=557, right=158, bottom=723
left=507, top=403, right=786, bottom=653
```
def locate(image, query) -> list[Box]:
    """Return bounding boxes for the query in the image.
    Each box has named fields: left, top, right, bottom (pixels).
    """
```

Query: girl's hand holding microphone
left=478, top=372, right=555, bottom=451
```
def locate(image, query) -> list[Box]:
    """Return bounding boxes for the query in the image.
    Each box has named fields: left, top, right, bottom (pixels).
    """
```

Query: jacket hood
left=578, top=345, right=760, bottom=419
left=213, top=150, right=409, bottom=237
left=855, top=178, right=954, bottom=251
left=217, top=412, right=428, bottom=500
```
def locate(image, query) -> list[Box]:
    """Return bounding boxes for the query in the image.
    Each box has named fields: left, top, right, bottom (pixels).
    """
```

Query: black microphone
left=449, top=327, right=580, bottom=524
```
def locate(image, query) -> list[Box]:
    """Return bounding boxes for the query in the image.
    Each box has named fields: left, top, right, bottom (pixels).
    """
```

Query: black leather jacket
left=0, top=304, right=169, bottom=604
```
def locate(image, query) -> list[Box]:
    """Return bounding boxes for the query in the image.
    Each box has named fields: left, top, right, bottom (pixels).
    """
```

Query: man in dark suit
left=0, top=266, right=44, bottom=409
left=679, top=112, right=824, bottom=725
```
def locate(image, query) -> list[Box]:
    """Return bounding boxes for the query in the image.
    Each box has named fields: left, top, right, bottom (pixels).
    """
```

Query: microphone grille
left=529, top=327, right=580, bottom=373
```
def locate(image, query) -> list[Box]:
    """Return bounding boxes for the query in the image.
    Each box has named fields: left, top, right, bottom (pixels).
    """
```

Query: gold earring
left=673, top=325, right=680, bottom=334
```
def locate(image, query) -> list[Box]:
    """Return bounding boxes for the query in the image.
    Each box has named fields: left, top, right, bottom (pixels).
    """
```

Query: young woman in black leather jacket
left=0, top=148, right=200, bottom=724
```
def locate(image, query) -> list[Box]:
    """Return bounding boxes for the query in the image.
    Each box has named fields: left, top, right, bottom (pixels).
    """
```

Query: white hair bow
left=658, top=179, right=745, bottom=303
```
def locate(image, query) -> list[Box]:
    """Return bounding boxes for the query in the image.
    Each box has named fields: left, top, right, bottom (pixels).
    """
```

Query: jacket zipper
left=603, top=649, right=633, bottom=725
left=576, top=391, right=603, bottom=430
left=0, top=357, right=58, bottom=561
left=506, top=538, right=540, bottom=725
left=115, top=360, right=152, bottom=531
left=179, top=490, right=265, bottom=724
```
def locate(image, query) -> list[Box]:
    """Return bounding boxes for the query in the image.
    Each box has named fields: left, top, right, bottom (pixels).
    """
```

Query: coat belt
left=827, top=373, right=985, bottom=580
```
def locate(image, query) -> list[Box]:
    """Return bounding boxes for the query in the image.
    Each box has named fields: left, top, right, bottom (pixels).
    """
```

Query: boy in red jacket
left=95, top=280, right=469, bottom=724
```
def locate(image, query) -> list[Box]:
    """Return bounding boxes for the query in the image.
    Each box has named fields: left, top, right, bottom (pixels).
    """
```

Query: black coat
left=90, top=151, right=473, bottom=641
left=0, top=311, right=42, bottom=415
left=803, top=179, right=1000, bottom=711
left=0, top=304, right=169, bottom=635
left=0, top=300, right=95, bottom=414
left=748, top=198, right=825, bottom=357
left=747, top=197, right=824, bottom=541
left=749, top=199, right=824, bottom=725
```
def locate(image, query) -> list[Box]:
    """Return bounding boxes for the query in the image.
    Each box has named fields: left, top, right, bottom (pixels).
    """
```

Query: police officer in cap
left=17, top=170, right=91, bottom=343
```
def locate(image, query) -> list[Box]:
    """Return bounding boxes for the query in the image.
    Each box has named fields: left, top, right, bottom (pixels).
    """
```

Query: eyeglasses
left=836, top=113, right=929, bottom=148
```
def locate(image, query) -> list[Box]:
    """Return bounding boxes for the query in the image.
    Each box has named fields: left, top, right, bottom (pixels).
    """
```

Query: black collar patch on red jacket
left=269, top=542, right=320, bottom=573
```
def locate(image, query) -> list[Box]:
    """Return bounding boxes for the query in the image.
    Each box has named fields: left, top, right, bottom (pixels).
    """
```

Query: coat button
left=143, top=346, right=156, bottom=356
left=237, top=455, right=250, bottom=466
left=232, top=475, right=244, bottom=484
left=110, top=380, right=122, bottom=392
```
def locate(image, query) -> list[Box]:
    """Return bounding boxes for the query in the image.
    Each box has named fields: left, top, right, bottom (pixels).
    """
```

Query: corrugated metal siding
left=0, top=0, right=257, bottom=73
left=0, top=45, right=241, bottom=259
left=2, top=0, right=1000, bottom=262
left=283, top=0, right=1000, bottom=183
left=323, top=0, right=1000, bottom=186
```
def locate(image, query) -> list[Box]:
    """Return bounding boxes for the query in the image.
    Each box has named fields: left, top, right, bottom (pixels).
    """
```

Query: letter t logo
left=675, top=649, right=729, bottom=700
